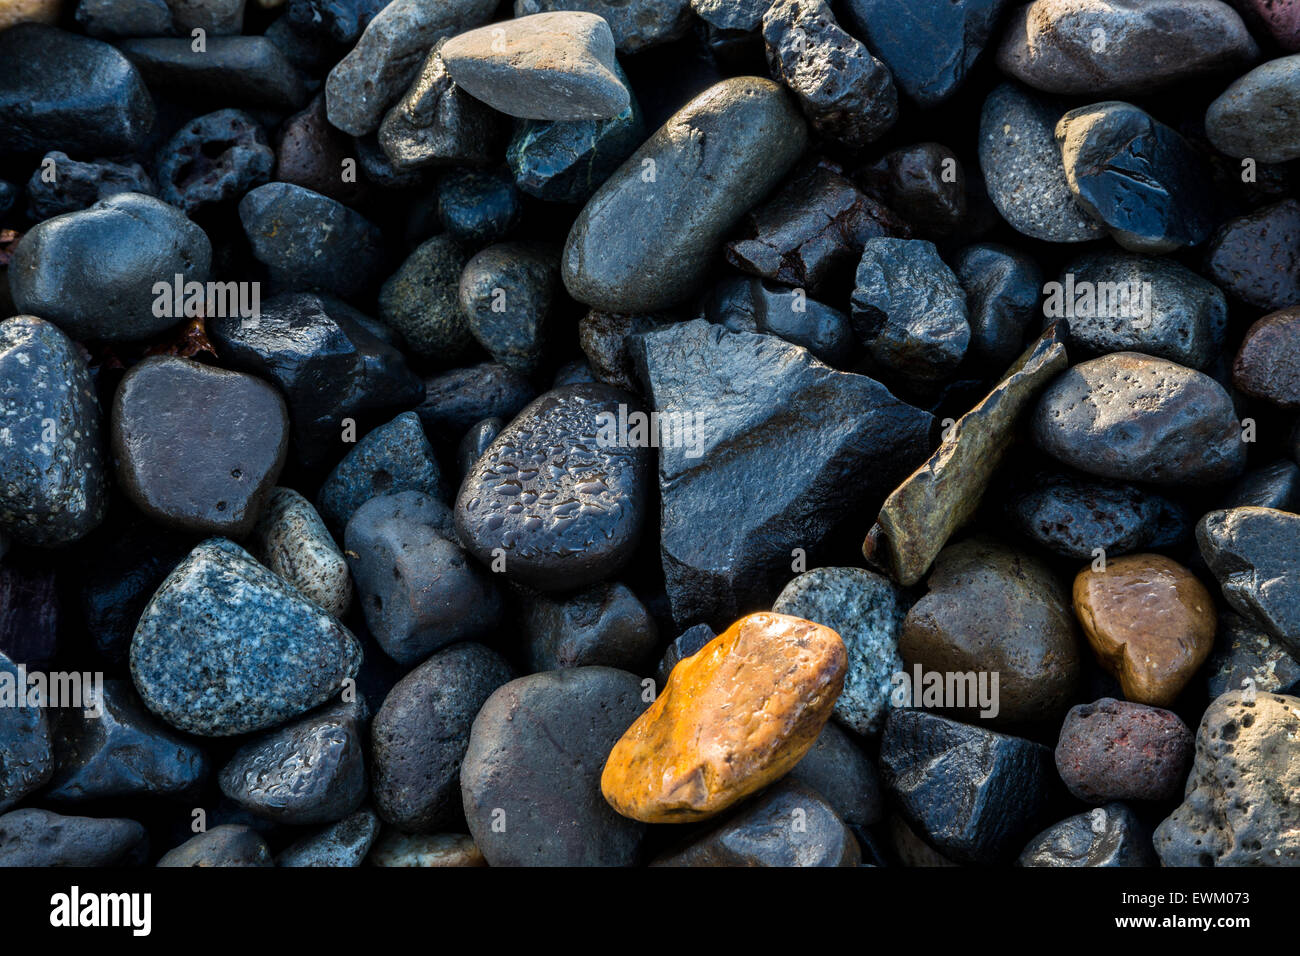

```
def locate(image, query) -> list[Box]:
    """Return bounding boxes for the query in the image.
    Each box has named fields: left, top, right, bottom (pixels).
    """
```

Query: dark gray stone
left=120, top=36, right=307, bottom=111
left=1206, top=199, right=1300, bottom=312
left=416, top=362, right=536, bottom=440
left=157, top=824, right=272, bottom=866
left=1018, top=804, right=1154, bottom=867
left=1223, top=461, right=1300, bottom=513
left=0, top=809, right=146, bottom=866
left=461, top=241, right=559, bottom=375
left=654, top=623, right=715, bottom=687
left=705, top=277, right=854, bottom=367
left=788, top=721, right=884, bottom=828
left=277, top=808, right=381, bottom=867
left=378, top=235, right=474, bottom=364
left=317, top=412, right=443, bottom=534
left=1206, top=610, right=1300, bottom=698
left=952, top=243, right=1042, bottom=368
left=1207, top=55, right=1300, bottom=164
left=521, top=581, right=658, bottom=672
left=75, top=0, right=175, bottom=37
left=515, top=0, right=692, bottom=53
left=457, top=417, right=502, bottom=477
left=1198, top=507, right=1300, bottom=655
left=26, top=152, right=154, bottom=219
left=156, top=109, right=273, bottom=214
left=0, top=651, right=52, bottom=813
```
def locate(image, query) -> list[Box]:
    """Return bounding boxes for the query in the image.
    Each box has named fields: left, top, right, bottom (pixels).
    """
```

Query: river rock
left=377, top=235, right=474, bottom=364
left=1233, top=308, right=1300, bottom=408
left=0, top=651, right=52, bottom=813
left=368, top=830, right=486, bottom=866
left=705, top=277, right=854, bottom=368
left=654, top=623, right=715, bottom=688
left=316, top=411, right=442, bottom=534
left=156, top=109, right=273, bottom=214
left=953, top=243, right=1043, bottom=368
left=787, top=721, right=883, bottom=827
left=437, top=170, right=521, bottom=241
left=1207, top=55, right=1300, bottom=164
left=278, top=808, right=380, bottom=867
left=460, top=241, right=559, bottom=375
left=1206, top=199, right=1300, bottom=311
left=25, top=152, right=155, bottom=219
left=516, top=0, right=691, bottom=53
left=0, top=809, right=146, bottom=867
left=250, top=488, right=351, bottom=618
left=157, top=825, right=272, bottom=866
left=858, top=143, right=966, bottom=238
left=521, top=582, right=658, bottom=672
left=120, top=36, right=307, bottom=111
left=1207, top=610, right=1300, bottom=699
left=416, top=362, right=536, bottom=440
left=1017, top=803, right=1154, bottom=867
left=1197, top=507, right=1300, bottom=654
left=1056, top=698, right=1194, bottom=803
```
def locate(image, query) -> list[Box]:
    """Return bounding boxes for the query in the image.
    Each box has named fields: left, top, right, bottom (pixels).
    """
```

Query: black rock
left=577, top=311, right=665, bottom=391
left=378, top=235, right=475, bottom=364
left=952, top=243, right=1042, bottom=368
left=1206, top=199, right=1300, bottom=311
left=371, top=642, right=513, bottom=833
left=0, top=651, right=53, bottom=813
left=26, top=152, right=154, bottom=219
left=156, top=824, right=272, bottom=867
left=112, top=356, right=288, bottom=537
left=521, top=581, right=658, bottom=672
left=416, top=362, right=537, bottom=440
left=704, top=276, right=854, bottom=367
left=1206, top=610, right=1300, bottom=699
left=11, top=192, right=212, bottom=342
left=438, top=170, right=521, bottom=242
left=1198, top=507, right=1300, bottom=655
left=857, top=143, right=965, bottom=237
left=1017, top=803, right=1155, bottom=867
left=461, top=667, right=647, bottom=866
left=0, top=25, right=155, bottom=156
left=346, top=491, right=502, bottom=665
left=45, top=679, right=208, bottom=804
left=456, top=417, right=501, bottom=477
left=288, top=0, right=391, bottom=43
left=156, top=109, right=274, bottom=214
left=0, top=317, right=108, bottom=547
left=880, top=709, right=1053, bottom=865
left=788, top=721, right=884, bottom=828
left=1223, top=461, right=1300, bottom=513
left=629, top=319, right=932, bottom=627
left=75, top=0, right=175, bottom=38
left=654, top=622, right=715, bottom=687
left=0, top=809, right=146, bottom=866
left=210, top=292, right=423, bottom=469
left=460, top=241, right=559, bottom=375
left=277, top=807, right=380, bottom=867
left=120, top=36, right=308, bottom=112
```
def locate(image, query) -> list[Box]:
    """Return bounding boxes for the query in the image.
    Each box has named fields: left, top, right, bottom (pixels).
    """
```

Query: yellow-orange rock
left=600, top=611, right=847, bottom=823
left=1073, top=553, right=1216, bottom=707
left=0, top=0, right=60, bottom=31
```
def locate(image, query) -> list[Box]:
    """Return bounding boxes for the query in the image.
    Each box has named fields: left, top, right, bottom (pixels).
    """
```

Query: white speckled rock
left=367, top=831, right=486, bottom=866
left=130, top=538, right=363, bottom=737
left=773, top=566, right=907, bottom=736
left=251, top=487, right=352, bottom=618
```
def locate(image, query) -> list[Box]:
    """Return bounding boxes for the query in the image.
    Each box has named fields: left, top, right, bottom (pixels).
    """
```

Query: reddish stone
left=1230, top=0, right=1300, bottom=52
left=1234, top=307, right=1300, bottom=408
left=1055, top=697, right=1194, bottom=802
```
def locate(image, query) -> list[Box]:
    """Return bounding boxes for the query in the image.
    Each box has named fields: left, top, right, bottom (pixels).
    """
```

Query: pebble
left=578, top=311, right=664, bottom=391
left=652, top=781, right=860, bottom=867
left=1197, top=507, right=1300, bottom=654
left=1031, top=352, right=1247, bottom=485
left=0, top=317, right=107, bottom=547
left=601, top=612, right=847, bottom=822
left=850, top=238, right=970, bottom=383
left=1, top=0, right=61, bottom=30
left=211, top=291, right=423, bottom=469
left=1055, top=698, right=1194, bottom=803
left=1206, top=198, right=1300, bottom=310
left=275, top=95, right=368, bottom=206
left=286, top=0, right=387, bottom=43
left=378, top=39, right=508, bottom=171
left=168, top=0, right=245, bottom=34
left=156, top=109, right=273, bottom=214
left=324, top=0, right=501, bottom=136
left=952, top=243, right=1042, bottom=368
left=218, top=702, right=366, bottom=824
left=772, top=567, right=905, bottom=737
left=1056, top=102, right=1214, bottom=254
left=517, top=0, right=692, bottom=53
left=460, top=241, right=559, bottom=374
left=120, top=37, right=307, bottom=111
left=416, top=362, right=536, bottom=441
left=130, top=538, right=362, bottom=736
left=378, top=235, right=474, bottom=364
left=278, top=808, right=380, bottom=867
left=1073, top=553, right=1218, bottom=706
left=0, top=809, right=146, bottom=867
left=346, top=491, right=502, bottom=664
left=438, top=170, right=521, bottom=242
left=704, top=277, right=854, bottom=368
left=996, top=0, right=1259, bottom=96
left=11, top=192, right=212, bottom=342
left=462, top=666, right=647, bottom=866
left=858, top=143, right=966, bottom=238
left=370, top=642, right=513, bottom=832
left=0, top=25, right=155, bottom=155
left=367, top=831, right=485, bottom=866
left=45, top=679, right=208, bottom=803
left=1017, top=803, right=1154, bottom=867
left=457, top=417, right=501, bottom=476
left=1207, top=610, right=1300, bottom=699
left=901, top=536, right=1082, bottom=726
left=841, top=0, right=1010, bottom=106
left=978, top=82, right=1104, bottom=243
left=865, top=325, right=1068, bottom=586
left=239, top=182, right=386, bottom=300
left=157, top=824, right=273, bottom=867
left=1233, top=307, right=1300, bottom=408
left=250, top=488, right=352, bottom=618
left=881, top=709, right=1054, bottom=865
left=1155, top=690, right=1300, bottom=865
left=1051, top=251, right=1227, bottom=370
left=1207, top=56, right=1300, bottom=164
left=654, top=623, right=715, bottom=688
left=0, top=651, right=53, bottom=813
left=522, top=582, right=658, bottom=672
left=26, top=152, right=154, bottom=220
left=788, top=721, right=883, bottom=828
left=455, top=383, right=652, bottom=592
left=761, top=0, right=897, bottom=149
left=562, top=77, right=807, bottom=312
left=316, top=411, right=442, bottom=534
left=1230, top=0, right=1300, bottom=52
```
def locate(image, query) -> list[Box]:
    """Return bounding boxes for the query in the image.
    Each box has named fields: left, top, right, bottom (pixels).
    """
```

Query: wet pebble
left=460, top=241, right=559, bottom=374
left=278, top=807, right=380, bottom=867
left=1018, top=803, right=1154, bottom=867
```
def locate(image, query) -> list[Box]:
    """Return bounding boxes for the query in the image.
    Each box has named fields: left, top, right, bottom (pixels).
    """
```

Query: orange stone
left=0, top=0, right=60, bottom=30
left=1073, top=553, right=1217, bottom=707
left=600, top=611, right=847, bottom=824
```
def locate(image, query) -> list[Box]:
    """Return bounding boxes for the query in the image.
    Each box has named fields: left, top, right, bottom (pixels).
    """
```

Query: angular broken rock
left=865, top=323, right=1068, bottom=586
left=629, top=319, right=933, bottom=627
left=1197, top=507, right=1300, bottom=655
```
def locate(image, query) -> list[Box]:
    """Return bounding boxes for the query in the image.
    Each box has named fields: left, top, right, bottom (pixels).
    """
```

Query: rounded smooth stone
left=772, top=567, right=905, bottom=737
left=371, top=643, right=513, bottom=833
left=157, top=825, right=273, bottom=867
left=1234, top=307, right=1300, bottom=408
left=438, top=170, right=521, bottom=242
left=978, top=82, right=1103, bottom=243
left=1197, top=507, right=1300, bottom=653
left=515, top=0, right=691, bottom=53
left=378, top=235, right=475, bottom=364
left=1009, top=471, right=1179, bottom=560
left=239, top=182, right=386, bottom=299
left=521, top=581, right=658, bottom=672
left=460, top=241, right=559, bottom=375
left=1073, top=553, right=1217, bottom=707
left=250, top=487, right=352, bottom=618
left=0, top=809, right=146, bottom=867
left=316, top=411, right=442, bottom=534
left=900, top=537, right=1081, bottom=727
left=367, top=831, right=486, bottom=866
left=278, top=808, right=381, bottom=867
left=1155, top=690, right=1300, bottom=865
left=1207, top=55, right=1300, bottom=164
left=952, top=243, right=1042, bottom=368
left=601, top=613, right=847, bottom=823
left=345, top=491, right=502, bottom=665
left=218, top=703, right=366, bottom=825
left=1017, top=803, right=1155, bottom=867
left=1206, top=199, right=1300, bottom=311
left=1055, top=698, right=1194, bottom=803
left=1031, top=352, right=1247, bottom=485
left=1229, top=0, right=1300, bottom=52
left=562, top=76, right=808, bottom=312
left=10, top=192, right=211, bottom=342
left=416, top=362, right=537, bottom=440
left=996, top=0, right=1259, bottom=96
left=787, top=721, right=884, bottom=828
left=130, top=538, right=363, bottom=737
left=0, top=651, right=53, bottom=813
left=0, top=317, right=107, bottom=547
left=461, top=667, right=647, bottom=866
left=112, top=356, right=288, bottom=537
left=455, top=383, right=652, bottom=591
left=156, top=108, right=274, bottom=213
